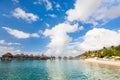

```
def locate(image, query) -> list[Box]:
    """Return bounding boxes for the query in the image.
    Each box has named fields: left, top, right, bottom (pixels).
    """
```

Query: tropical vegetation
left=76, top=45, right=120, bottom=59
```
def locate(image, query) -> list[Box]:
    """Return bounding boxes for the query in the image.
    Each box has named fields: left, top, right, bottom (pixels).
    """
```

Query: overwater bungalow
left=34, top=55, right=39, bottom=59
left=40, top=54, right=49, bottom=60
left=29, top=54, right=34, bottom=59
left=24, top=54, right=29, bottom=58
left=58, top=56, right=62, bottom=60
left=63, top=56, right=67, bottom=60
left=14, top=54, right=20, bottom=58
left=1, top=53, right=53, bottom=61
left=1, top=52, right=13, bottom=61
left=19, top=54, right=25, bottom=59
left=69, top=56, right=73, bottom=60
left=37, top=55, right=42, bottom=59
left=50, top=56, right=55, bottom=60
left=14, top=54, right=25, bottom=59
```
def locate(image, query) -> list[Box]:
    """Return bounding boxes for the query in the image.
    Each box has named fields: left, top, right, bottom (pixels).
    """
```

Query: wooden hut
left=1, top=52, right=13, bottom=61
left=40, top=54, right=49, bottom=60
left=58, top=56, right=62, bottom=60
left=14, top=54, right=20, bottom=58
left=50, top=56, right=56, bottom=60
left=63, top=56, right=67, bottom=60
left=69, top=56, right=73, bottom=60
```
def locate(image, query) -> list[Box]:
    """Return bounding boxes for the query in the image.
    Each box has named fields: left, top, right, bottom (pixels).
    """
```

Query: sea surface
left=0, top=60, right=120, bottom=80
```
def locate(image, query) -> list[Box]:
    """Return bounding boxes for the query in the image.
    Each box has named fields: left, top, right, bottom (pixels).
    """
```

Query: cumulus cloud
left=12, top=0, right=19, bottom=3
left=2, top=27, right=40, bottom=39
left=46, top=23, right=50, bottom=28
left=66, top=0, right=120, bottom=25
left=33, top=0, right=52, bottom=10
left=0, top=46, right=21, bottom=57
left=69, top=28, right=120, bottom=56
left=80, top=28, right=120, bottom=51
left=56, top=3, right=61, bottom=10
left=43, top=0, right=52, bottom=10
left=78, top=26, right=84, bottom=31
left=61, top=28, right=120, bottom=56
left=0, top=40, right=20, bottom=45
left=7, top=42, right=21, bottom=45
left=0, top=40, right=5, bottom=44
left=43, top=22, right=78, bottom=56
left=12, top=8, right=39, bottom=23
left=48, top=14, right=57, bottom=18
left=31, top=33, right=40, bottom=38
left=33, top=0, right=42, bottom=5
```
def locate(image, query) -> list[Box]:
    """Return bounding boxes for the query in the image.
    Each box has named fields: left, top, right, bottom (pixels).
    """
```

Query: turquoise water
left=0, top=60, right=120, bottom=80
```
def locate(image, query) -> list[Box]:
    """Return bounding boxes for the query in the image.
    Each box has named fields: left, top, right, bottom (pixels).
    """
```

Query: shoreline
left=84, top=58, right=120, bottom=67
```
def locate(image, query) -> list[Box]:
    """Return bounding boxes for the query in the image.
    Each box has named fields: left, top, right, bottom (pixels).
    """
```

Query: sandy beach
left=85, top=58, right=120, bottom=67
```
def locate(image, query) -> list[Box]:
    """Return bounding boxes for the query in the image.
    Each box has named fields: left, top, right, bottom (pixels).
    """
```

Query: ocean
left=0, top=60, right=120, bottom=80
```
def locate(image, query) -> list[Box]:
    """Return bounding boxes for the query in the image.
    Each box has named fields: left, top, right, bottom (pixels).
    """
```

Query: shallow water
left=0, top=60, right=120, bottom=80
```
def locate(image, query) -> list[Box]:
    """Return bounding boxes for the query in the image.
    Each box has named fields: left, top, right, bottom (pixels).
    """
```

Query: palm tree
left=103, top=47, right=107, bottom=50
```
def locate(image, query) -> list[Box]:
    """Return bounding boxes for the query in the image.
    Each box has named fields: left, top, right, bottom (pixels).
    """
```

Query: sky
left=0, top=0, right=120, bottom=57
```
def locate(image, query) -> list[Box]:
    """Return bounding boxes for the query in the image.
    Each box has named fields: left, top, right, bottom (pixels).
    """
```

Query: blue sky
left=0, top=0, right=120, bottom=56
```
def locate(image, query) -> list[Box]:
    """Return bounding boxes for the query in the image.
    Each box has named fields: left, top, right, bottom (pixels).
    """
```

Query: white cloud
left=43, top=0, right=52, bottom=10
left=46, top=23, right=50, bottom=28
left=12, top=0, right=19, bottom=3
left=78, top=26, right=84, bottom=31
left=12, top=8, right=39, bottom=23
left=2, top=27, right=40, bottom=39
left=66, top=0, right=120, bottom=25
left=62, top=43, right=84, bottom=57
left=56, top=3, right=60, bottom=10
left=2, top=14, right=10, bottom=17
left=39, top=30, right=43, bottom=34
left=107, top=5, right=120, bottom=19
left=31, top=33, right=40, bottom=38
left=33, top=0, right=52, bottom=10
left=0, top=40, right=5, bottom=44
left=0, top=40, right=20, bottom=45
left=80, top=28, right=120, bottom=51
left=0, top=46, right=21, bottom=57
left=61, top=28, right=120, bottom=56
left=43, top=22, right=78, bottom=56
left=33, top=0, right=42, bottom=5
left=48, top=14, right=57, bottom=18
left=7, top=42, right=21, bottom=45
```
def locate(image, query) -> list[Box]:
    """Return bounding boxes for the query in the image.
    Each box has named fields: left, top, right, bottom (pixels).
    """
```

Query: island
left=76, top=45, right=120, bottom=66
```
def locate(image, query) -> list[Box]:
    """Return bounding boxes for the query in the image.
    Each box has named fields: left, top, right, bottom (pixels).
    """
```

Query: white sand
left=85, top=58, right=120, bottom=67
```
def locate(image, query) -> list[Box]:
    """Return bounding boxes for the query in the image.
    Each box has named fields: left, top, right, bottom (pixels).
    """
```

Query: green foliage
left=80, top=45, right=120, bottom=58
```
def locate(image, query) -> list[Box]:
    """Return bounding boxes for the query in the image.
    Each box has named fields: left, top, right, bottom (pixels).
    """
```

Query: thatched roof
left=58, top=56, right=62, bottom=59
left=14, top=54, right=20, bottom=58
left=2, top=52, right=13, bottom=58
left=14, top=54, right=24, bottom=58
left=19, top=54, right=25, bottom=58
left=29, top=54, right=34, bottom=58
left=69, top=56, right=73, bottom=59
left=63, top=56, right=67, bottom=59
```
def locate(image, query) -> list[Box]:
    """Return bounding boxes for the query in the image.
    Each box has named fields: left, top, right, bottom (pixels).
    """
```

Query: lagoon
left=0, top=60, right=120, bottom=80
